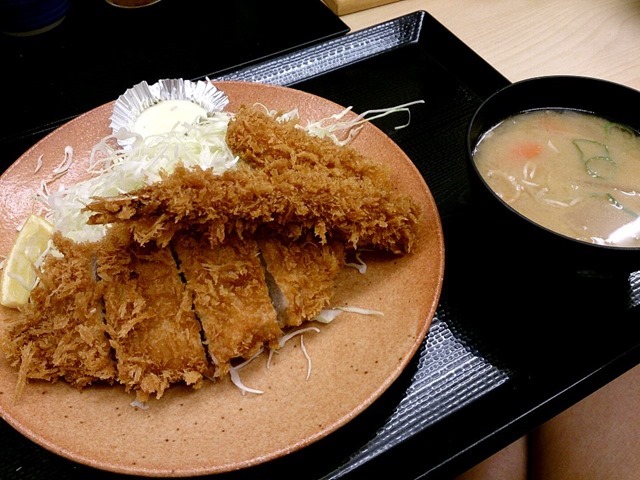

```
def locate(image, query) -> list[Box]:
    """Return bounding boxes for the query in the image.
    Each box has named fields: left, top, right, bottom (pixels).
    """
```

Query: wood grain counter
left=339, top=0, right=640, bottom=90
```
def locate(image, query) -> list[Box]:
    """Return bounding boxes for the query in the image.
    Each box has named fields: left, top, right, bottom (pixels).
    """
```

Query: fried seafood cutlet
left=260, top=237, right=345, bottom=328
left=96, top=225, right=210, bottom=401
left=226, top=104, right=391, bottom=181
left=2, top=233, right=116, bottom=398
left=85, top=163, right=420, bottom=254
left=172, top=232, right=282, bottom=378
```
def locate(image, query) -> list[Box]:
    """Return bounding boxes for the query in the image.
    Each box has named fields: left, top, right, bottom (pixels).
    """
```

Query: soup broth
left=472, top=109, right=640, bottom=248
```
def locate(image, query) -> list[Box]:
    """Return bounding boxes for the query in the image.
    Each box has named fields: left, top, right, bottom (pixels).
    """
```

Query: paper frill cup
left=109, top=78, right=229, bottom=148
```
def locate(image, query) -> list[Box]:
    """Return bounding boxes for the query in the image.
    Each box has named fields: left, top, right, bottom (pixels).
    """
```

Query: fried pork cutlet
left=259, top=236, right=345, bottom=328
left=85, top=103, right=421, bottom=255
left=172, top=232, right=282, bottom=378
left=96, top=225, right=211, bottom=401
left=3, top=233, right=116, bottom=399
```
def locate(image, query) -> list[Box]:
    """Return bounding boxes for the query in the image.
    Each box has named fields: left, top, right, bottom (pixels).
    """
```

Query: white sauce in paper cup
left=110, top=78, right=228, bottom=149
left=132, top=99, right=208, bottom=138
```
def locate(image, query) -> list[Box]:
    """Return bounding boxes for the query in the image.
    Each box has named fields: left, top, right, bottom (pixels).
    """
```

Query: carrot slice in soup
left=511, top=142, right=542, bottom=160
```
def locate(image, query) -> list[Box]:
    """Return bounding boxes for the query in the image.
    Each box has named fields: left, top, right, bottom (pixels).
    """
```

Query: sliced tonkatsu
left=259, top=236, right=345, bottom=328
left=96, top=225, right=211, bottom=401
left=3, top=234, right=116, bottom=398
left=172, top=231, right=283, bottom=378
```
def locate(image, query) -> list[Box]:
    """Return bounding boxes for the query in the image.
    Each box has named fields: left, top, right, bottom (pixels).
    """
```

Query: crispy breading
left=172, top=232, right=282, bottom=378
left=260, top=236, right=345, bottom=327
left=226, top=104, right=391, bottom=180
left=1, top=102, right=422, bottom=402
left=3, top=233, right=116, bottom=399
left=96, top=225, right=211, bottom=401
left=86, top=164, right=419, bottom=254
left=85, top=104, right=420, bottom=254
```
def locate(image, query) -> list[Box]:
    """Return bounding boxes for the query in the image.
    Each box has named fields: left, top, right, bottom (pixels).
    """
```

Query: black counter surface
left=0, top=0, right=348, bottom=167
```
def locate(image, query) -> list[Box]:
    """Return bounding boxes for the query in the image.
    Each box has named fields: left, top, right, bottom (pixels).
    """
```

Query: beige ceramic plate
left=0, top=81, right=444, bottom=476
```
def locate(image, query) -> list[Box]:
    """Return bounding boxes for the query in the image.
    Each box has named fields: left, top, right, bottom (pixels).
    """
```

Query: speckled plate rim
left=0, top=81, right=445, bottom=477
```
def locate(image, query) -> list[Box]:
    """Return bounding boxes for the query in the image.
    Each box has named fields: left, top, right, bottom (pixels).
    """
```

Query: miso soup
left=472, top=109, right=640, bottom=247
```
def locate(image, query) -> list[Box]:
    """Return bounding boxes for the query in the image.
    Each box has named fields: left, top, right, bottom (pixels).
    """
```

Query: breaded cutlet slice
left=172, top=232, right=282, bottom=378
left=259, top=237, right=345, bottom=327
left=3, top=233, right=116, bottom=399
left=96, top=225, right=210, bottom=402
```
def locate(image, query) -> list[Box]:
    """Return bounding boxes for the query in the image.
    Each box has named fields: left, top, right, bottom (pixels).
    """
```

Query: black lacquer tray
left=2, top=9, right=640, bottom=480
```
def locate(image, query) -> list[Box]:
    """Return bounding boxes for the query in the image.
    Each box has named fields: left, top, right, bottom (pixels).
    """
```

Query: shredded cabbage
left=300, top=335, right=312, bottom=380
left=313, top=306, right=385, bottom=324
left=42, top=113, right=238, bottom=242
left=253, top=102, right=300, bottom=123
left=229, top=363, right=264, bottom=395
left=256, top=99, right=425, bottom=145
left=220, top=349, right=266, bottom=395
left=129, top=399, right=149, bottom=410
left=345, top=251, right=368, bottom=274
left=266, top=327, right=320, bottom=380
left=34, top=155, right=43, bottom=174
left=298, top=100, right=425, bottom=146
left=277, top=326, right=320, bottom=349
left=312, top=309, right=342, bottom=324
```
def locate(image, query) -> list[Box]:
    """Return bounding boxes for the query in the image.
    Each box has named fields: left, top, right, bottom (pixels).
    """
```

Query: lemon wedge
left=1, top=215, right=54, bottom=308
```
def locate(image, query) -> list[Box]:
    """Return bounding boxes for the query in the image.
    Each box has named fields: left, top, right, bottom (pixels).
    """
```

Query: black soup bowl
left=466, top=75, right=640, bottom=272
